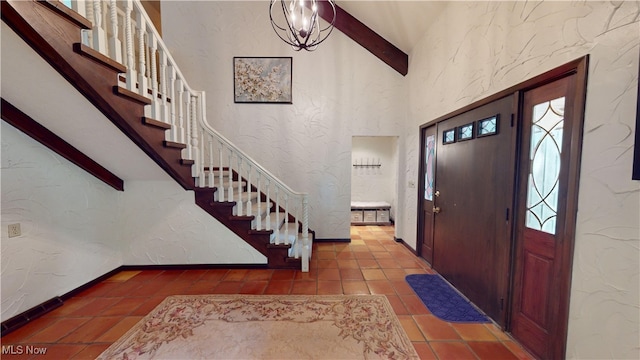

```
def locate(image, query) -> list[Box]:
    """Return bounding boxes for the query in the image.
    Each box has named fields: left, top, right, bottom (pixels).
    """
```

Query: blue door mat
left=405, top=274, right=490, bottom=323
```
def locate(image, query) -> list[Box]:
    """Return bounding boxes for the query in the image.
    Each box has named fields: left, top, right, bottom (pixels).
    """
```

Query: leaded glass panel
left=425, top=135, right=435, bottom=201
left=478, top=116, right=498, bottom=136
left=443, top=129, right=456, bottom=144
left=458, top=123, right=474, bottom=141
left=525, top=97, right=565, bottom=234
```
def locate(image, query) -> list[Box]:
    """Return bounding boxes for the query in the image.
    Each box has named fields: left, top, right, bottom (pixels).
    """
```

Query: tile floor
left=1, top=225, right=534, bottom=359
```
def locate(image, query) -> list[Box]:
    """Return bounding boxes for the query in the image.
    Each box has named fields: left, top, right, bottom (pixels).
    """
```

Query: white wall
left=403, top=2, right=639, bottom=359
left=351, top=136, right=398, bottom=219
left=160, top=1, right=408, bottom=239
left=119, top=181, right=266, bottom=265
left=1, top=122, right=122, bottom=322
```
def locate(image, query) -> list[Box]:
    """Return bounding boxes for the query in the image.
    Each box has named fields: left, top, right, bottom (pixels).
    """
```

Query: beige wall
left=403, top=2, right=639, bottom=358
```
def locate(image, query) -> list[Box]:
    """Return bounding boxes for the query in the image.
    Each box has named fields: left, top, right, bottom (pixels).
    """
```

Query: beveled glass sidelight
left=478, top=116, right=498, bottom=137
left=525, top=97, right=565, bottom=234
left=425, top=135, right=435, bottom=201
left=458, top=123, right=474, bottom=141
left=443, top=129, right=456, bottom=144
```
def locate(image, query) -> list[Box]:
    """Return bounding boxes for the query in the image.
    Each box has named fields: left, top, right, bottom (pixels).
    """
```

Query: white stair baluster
left=108, top=0, right=122, bottom=62
left=274, top=188, right=280, bottom=244
left=176, top=80, right=184, bottom=144
left=183, top=91, right=192, bottom=160
left=92, top=0, right=107, bottom=54
left=284, top=194, right=289, bottom=245
left=218, top=142, right=225, bottom=201
left=208, top=134, right=214, bottom=188
left=236, top=157, right=243, bottom=215
left=255, top=172, right=262, bottom=230
left=265, top=179, right=271, bottom=231
left=302, top=194, right=310, bottom=272
left=246, top=164, right=252, bottom=217
left=135, top=12, right=147, bottom=98
left=83, top=0, right=93, bottom=46
left=159, top=49, right=169, bottom=124
left=123, top=0, right=136, bottom=92
left=148, top=34, right=159, bottom=119
left=227, top=152, right=234, bottom=204
left=168, top=65, right=177, bottom=141
left=190, top=95, right=200, bottom=179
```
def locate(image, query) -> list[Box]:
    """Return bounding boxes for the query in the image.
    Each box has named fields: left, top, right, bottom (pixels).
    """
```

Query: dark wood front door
left=511, top=69, right=585, bottom=359
left=432, top=95, right=516, bottom=327
left=419, top=125, right=437, bottom=264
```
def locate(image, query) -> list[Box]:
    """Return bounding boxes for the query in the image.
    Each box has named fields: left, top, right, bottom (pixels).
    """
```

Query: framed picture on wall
left=233, top=57, right=292, bottom=104
left=633, top=57, right=640, bottom=180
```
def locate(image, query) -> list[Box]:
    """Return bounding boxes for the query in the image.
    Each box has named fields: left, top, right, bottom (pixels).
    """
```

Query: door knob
left=435, top=190, right=440, bottom=197
left=433, top=206, right=441, bottom=214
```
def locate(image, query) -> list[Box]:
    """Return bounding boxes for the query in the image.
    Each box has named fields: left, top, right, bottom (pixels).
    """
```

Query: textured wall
left=119, top=181, right=266, bottom=265
left=403, top=2, right=639, bottom=358
left=351, top=136, right=398, bottom=218
left=1, top=122, right=122, bottom=322
left=160, top=1, right=408, bottom=239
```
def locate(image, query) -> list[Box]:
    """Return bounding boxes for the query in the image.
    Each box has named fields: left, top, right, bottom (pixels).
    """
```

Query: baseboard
left=1, top=297, right=63, bottom=337
left=119, top=263, right=268, bottom=271
left=314, top=238, right=351, bottom=243
left=394, top=237, right=418, bottom=255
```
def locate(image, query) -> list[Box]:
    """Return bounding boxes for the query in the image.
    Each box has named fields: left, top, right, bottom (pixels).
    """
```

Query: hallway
left=1, top=226, right=534, bottom=359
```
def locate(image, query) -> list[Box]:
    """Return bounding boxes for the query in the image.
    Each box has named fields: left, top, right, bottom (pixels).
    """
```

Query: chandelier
left=269, top=0, right=336, bottom=51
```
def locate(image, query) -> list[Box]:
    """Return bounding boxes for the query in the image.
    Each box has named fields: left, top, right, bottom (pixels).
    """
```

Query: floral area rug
left=97, top=294, right=419, bottom=360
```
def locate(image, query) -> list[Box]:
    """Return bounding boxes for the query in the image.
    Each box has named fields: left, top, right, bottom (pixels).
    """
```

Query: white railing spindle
left=108, top=0, right=121, bottom=62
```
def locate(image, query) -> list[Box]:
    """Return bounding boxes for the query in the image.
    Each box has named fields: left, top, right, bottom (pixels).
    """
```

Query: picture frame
left=633, top=57, right=640, bottom=180
left=233, top=57, right=292, bottom=104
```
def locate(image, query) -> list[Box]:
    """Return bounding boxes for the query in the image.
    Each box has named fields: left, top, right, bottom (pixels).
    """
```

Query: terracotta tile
left=317, top=259, right=339, bottom=268
left=130, top=296, right=165, bottom=316
left=383, top=268, right=408, bottom=280
left=96, top=316, right=143, bottom=342
left=430, top=342, right=478, bottom=360
left=69, top=297, right=122, bottom=317
left=59, top=316, right=122, bottom=343
left=412, top=342, right=437, bottom=360
left=105, top=271, right=142, bottom=282
left=239, top=281, right=268, bottom=294
left=372, top=251, right=394, bottom=259
left=337, top=259, right=359, bottom=269
left=353, top=251, right=375, bottom=260
left=468, top=341, right=520, bottom=360
left=317, top=281, right=342, bottom=295
left=317, top=268, right=341, bottom=281
left=401, top=295, right=430, bottom=315
left=173, top=269, right=208, bottom=283
left=290, top=281, right=317, bottom=295
left=413, top=314, right=461, bottom=340
left=385, top=294, right=409, bottom=315
left=24, top=344, right=86, bottom=359
left=271, top=269, right=297, bottom=281
left=336, top=251, right=356, bottom=260
left=133, top=280, right=170, bottom=296
left=339, top=268, right=364, bottom=281
left=377, top=258, right=401, bottom=268
left=316, top=251, right=336, bottom=260
left=70, top=344, right=110, bottom=359
left=244, top=269, right=274, bottom=281
left=391, top=280, right=416, bottom=295
left=397, top=315, right=425, bottom=341
left=351, top=245, right=370, bottom=252
left=366, top=244, right=387, bottom=252
left=0, top=316, right=58, bottom=343
left=264, top=280, right=293, bottom=294
left=366, top=280, right=396, bottom=295
left=502, top=341, right=536, bottom=360
left=128, top=270, right=163, bottom=282
left=26, top=318, right=91, bottom=343
left=316, top=243, right=335, bottom=252
left=182, top=280, right=219, bottom=295
left=101, top=279, right=144, bottom=298
left=154, top=270, right=185, bottom=281
left=485, top=323, right=512, bottom=341
left=294, top=269, right=318, bottom=281
left=222, top=269, right=249, bottom=281
left=451, top=323, right=498, bottom=341
left=74, top=282, right=122, bottom=298
left=212, top=281, right=243, bottom=294
left=342, top=281, right=370, bottom=295
left=199, top=269, right=230, bottom=281
left=357, top=259, right=380, bottom=269
left=362, top=269, right=387, bottom=281
left=99, top=297, right=144, bottom=316
left=153, top=280, right=193, bottom=296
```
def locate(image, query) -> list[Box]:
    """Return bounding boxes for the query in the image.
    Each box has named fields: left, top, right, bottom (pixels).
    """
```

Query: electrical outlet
left=8, top=223, right=21, bottom=238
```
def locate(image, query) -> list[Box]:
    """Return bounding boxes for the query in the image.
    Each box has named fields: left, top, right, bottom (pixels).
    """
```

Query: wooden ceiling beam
left=316, top=0, right=408, bottom=76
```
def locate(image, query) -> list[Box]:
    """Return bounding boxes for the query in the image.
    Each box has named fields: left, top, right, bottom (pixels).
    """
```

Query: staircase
left=1, top=0, right=312, bottom=271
